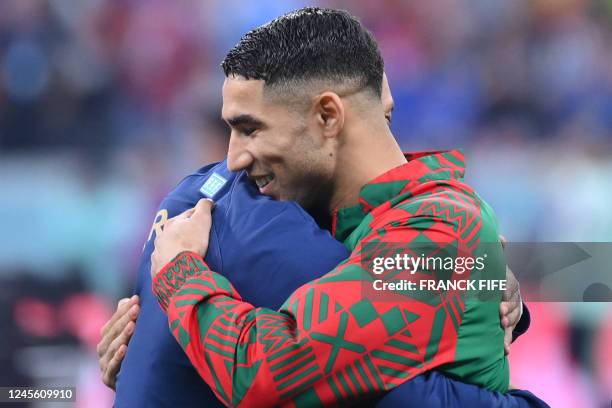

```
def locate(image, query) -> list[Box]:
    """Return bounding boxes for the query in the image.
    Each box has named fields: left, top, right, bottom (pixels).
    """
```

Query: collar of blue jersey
left=332, top=149, right=466, bottom=244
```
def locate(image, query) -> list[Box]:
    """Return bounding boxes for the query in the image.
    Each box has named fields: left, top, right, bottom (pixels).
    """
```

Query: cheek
left=253, top=136, right=293, bottom=166
left=282, top=153, right=331, bottom=189
left=266, top=128, right=329, bottom=186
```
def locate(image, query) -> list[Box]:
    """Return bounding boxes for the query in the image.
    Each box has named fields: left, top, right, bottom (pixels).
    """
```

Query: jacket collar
left=332, top=150, right=466, bottom=242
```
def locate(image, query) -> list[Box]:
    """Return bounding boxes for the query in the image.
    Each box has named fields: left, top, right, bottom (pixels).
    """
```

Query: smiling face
left=222, top=73, right=395, bottom=212
left=219, top=7, right=389, bottom=212
left=223, top=76, right=336, bottom=211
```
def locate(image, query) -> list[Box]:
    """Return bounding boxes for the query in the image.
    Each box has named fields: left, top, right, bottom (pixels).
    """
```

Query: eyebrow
left=225, top=114, right=265, bottom=128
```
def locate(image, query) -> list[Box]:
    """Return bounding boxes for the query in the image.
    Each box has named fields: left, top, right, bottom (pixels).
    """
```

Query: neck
left=330, top=126, right=406, bottom=210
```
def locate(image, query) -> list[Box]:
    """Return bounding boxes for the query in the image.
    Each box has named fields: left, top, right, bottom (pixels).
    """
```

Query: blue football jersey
left=114, top=160, right=349, bottom=407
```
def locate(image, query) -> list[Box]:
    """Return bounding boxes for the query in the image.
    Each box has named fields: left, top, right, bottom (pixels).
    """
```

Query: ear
left=314, top=92, right=344, bottom=138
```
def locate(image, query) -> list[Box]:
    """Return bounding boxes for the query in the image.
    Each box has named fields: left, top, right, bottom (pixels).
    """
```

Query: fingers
left=160, top=201, right=210, bottom=230
left=162, top=209, right=191, bottom=230
left=500, top=299, right=521, bottom=355
left=175, top=207, right=196, bottom=220
left=97, top=298, right=140, bottom=389
left=498, top=249, right=522, bottom=355
left=502, top=266, right=520, bottom=302
left=97, top=296, right=140, bottom=388
left=98, top=307, right=138, bottom=369
left=190, top=198, right=214, bottom=221
left=110, top=344, right=127, bottom=375
left=100, top=295, right=139, bottom=340
left=504, top=327, right=512, bottom=355
left=102, top=344, right=127, bottom=390
left=103, top=320, right=135, bottom=367
left=150, top=198, right=215, bottom=279
left=500, top=300, right=520, bottom=328
left=99, top=298, right=129, bottom=341
left=99, top=314, right=137, bottom=390
left=162, top=199, right=214, bottom=230
left=98, top=297, right=139, bottom=357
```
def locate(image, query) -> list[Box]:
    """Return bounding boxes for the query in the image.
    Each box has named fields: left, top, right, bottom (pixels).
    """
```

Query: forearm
left=153, top=251, right=460, bottom=407
left=154, top=251, right=312, bottom=406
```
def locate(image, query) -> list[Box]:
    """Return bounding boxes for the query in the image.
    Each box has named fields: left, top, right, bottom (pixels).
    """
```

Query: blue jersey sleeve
left=376, top=371, right=549, bottom=408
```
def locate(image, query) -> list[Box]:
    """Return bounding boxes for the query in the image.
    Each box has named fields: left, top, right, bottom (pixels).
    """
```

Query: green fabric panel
left=441, top=196, right=509, bottom=392
left=292, top=386, right=323, bottom=408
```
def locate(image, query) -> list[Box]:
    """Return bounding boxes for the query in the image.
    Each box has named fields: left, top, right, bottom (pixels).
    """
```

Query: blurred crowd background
left=0, top=0, right=610, bottom=406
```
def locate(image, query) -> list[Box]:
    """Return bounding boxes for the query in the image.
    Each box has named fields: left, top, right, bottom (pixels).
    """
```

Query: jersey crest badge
left=200, top=172, right=227, bottom=198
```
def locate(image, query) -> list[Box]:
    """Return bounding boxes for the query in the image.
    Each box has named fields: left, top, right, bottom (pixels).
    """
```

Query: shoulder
left=167, top=160, right=237, bottom=203
left=221, top=178, right=342, bottom=249
left=360, top=181, right=495, bottom=248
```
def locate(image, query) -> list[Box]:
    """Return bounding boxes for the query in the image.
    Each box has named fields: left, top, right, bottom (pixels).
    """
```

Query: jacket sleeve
left=152, top=218, right=487, bottom=407
left=512, top=303, right=531, bottom=342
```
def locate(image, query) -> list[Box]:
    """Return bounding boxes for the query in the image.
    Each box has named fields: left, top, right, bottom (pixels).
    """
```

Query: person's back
left=114, top=160, right=348, bottom=407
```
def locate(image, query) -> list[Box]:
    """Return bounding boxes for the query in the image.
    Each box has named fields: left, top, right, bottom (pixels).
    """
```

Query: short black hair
left=221, top=7, right=384, bottom=97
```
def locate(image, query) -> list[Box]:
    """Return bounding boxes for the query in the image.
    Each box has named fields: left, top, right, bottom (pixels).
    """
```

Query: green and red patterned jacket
left=153, top=150, right=509, bottom=407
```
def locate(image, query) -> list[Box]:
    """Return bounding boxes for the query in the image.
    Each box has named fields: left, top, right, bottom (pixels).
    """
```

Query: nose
left=227, top=135, right=253, bottom=172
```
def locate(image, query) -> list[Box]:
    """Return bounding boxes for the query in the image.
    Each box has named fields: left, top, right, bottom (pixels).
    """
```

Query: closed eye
left=223, top=114, right=264, bottom=137
left=242, top=127, right=257, bottom=136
